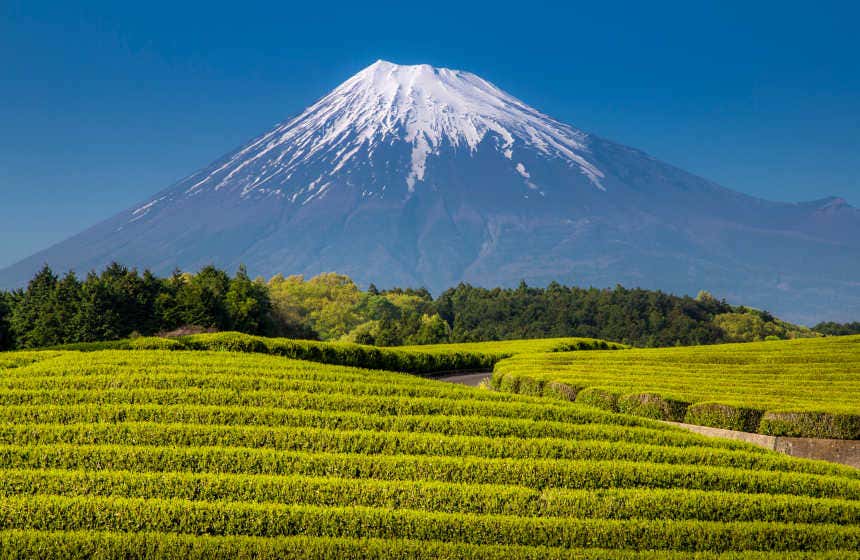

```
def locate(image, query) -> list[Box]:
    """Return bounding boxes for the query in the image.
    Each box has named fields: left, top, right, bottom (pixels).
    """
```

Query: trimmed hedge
left=183, top=333, right=498, bottom=375
left=0, top=404, right=760, bottom=451
left=575, top=387, right=620, bottom=412
left=685, top=403, right=765, bottom=434
left=0, top=388, right=664, bottom=428
left=0, top=496, right=858, bottom=551
left=0, top=373, right=524, bottom=403
left=45, top=331, right=623, bottom=376
left=0, top=423, right=850, bottom=477
left=542, top=381, right=583, bottom=402
left=490, top=336, right=860, bottom=439
left=44, top=337, right=183, bottom=352
left=1, top=470, right=857, bottom=525
left=4, top=531, right=857, bottom=560
left=618, top=393, right=690, bottom=423
left=501, top=380, right=860, bottom=440
left=759, top=411, right=860, bottom=440
left=0, top=445, right=856, bottom=499
left=47, top=333, right=496, bottom=374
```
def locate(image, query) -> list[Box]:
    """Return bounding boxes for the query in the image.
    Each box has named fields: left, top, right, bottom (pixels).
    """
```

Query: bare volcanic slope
left=2, top=60, right=858, bottom=323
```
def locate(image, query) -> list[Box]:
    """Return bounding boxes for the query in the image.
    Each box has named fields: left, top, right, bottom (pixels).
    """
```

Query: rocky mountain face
left=2, top=60, right=858, bottom=324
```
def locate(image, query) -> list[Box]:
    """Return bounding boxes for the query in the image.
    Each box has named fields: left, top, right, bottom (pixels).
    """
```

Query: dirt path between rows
left=434, top=372, right=491, bottom=387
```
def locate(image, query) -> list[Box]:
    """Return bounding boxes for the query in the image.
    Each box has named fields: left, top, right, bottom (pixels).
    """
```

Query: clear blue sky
left=2, top=0, right=858, bottom=268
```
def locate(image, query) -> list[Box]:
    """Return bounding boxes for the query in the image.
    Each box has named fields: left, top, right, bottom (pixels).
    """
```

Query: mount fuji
left=2, top=60, right=859, bottom=323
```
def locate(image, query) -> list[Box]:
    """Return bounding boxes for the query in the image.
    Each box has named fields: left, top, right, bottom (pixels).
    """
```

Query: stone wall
left=665, top=421, right=860, bottom=468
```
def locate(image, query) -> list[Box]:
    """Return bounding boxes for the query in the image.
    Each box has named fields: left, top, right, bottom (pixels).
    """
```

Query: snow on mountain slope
left=131, top=60, right=604, bottom=222
left=1, top=60, right=858, bottom=324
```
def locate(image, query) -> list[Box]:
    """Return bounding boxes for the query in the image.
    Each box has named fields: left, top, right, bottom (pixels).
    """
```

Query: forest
left=0, top=263, right=826, bottom=351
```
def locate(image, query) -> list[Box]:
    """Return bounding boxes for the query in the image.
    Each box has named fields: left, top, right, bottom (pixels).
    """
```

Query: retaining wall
left=665, top=421, right=860, bottom=468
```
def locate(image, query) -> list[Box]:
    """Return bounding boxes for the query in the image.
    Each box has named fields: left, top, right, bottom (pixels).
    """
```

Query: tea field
left=50, top=331, right=623, bottom=375
left=493, top=335, right=860, bottom=439
left=0, top=347, right=858, bottom=557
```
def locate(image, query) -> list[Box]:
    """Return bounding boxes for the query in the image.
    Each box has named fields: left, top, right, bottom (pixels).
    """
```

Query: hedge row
left=0, top=388, right=662, bottom=428
left=0, top=422, right=850, bottom=478
left=685, top=403, right=765, bottom=434
left=5, top=531, right=856, bottom=560
left=760, top=411, right=860, bottom=440
left=489, top=335, right=860, bottom=440
left=10, top=353, right=498, bottom=392
left=47, top=331, right=623, bottom=375
left=44, top=338, right=184, bottom=352
left=1, top=469, right=857, bottom=525
left=0, top=373, right=522, bottom=403
left=45, top=335, right=495, bottom=374
left=184, top=333, right=498, bottom=374
left=491, top=372, right=860, bottom=439
left=10, top=351, right=452, bottom=387
left=0, top=496, right=858, bottom=551
left=0, top=404, right=759, bottom=451
left=0, top=445, right=855, bottom=499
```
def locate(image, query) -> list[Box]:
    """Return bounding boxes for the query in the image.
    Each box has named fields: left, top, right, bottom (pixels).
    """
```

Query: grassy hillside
left=0, top=348, right=858, bottom=557
left=493, top=335, right=860, bottom=439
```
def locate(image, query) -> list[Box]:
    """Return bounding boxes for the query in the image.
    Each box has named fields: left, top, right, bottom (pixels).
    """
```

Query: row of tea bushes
left=492, top=336, right=860, bottom=439
left=0, top=348, right=856, bottom=556
left=47, top=332, right=622, bottom=375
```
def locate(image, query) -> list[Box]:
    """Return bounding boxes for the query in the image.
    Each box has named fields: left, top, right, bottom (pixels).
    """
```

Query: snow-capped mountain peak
left=175, top=60, right=604, bottom=209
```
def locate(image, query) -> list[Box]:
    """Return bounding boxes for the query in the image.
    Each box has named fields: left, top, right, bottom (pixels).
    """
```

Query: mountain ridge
left=2, top=60, right=858, bottom=324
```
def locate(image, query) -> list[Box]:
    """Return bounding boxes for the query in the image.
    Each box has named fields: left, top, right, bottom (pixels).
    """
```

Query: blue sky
left=1, top=0, right=858, bottom=268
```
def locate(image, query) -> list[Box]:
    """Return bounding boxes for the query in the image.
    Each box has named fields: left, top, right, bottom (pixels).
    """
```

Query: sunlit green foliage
left=267, top=273, right=364, bottom=340
left=815, top=321, right=860, bottom=336
left=713, top=310, right=816, bottom=342
left=46, top=331, right=617, bottom=375
left=3, top=264, right=274, bottom=349
left=2, top=265, right=836, bottom=350
left=0, top=348, right=857, bottom=557
left=493, top=336, right=860, bottom=438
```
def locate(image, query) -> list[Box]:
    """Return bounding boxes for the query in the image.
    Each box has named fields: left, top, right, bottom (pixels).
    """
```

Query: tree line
left=811, top=321, right=860, bottom=336
left=0, top=264, right=270, bottom=350
left=434, top=283, right=816, bottom=347
left=0, top=263, right=829, bottom=351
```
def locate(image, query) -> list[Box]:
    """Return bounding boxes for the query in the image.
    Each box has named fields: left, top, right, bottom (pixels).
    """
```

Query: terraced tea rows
left=493, top=335, right=860, bottom=439
left=53, top=331, right=623, bottom=375
left=0, top=348, right=858, bottom=558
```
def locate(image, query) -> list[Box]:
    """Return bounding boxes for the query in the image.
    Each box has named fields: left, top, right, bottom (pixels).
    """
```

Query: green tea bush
left=542, top=381, right=582, bottom=402
left=0, top=347, right=857, bottom=556
left=46, top=332, right=621, bottom=376
left=493, top=335, right=860, bottom=439
left=618, top=393, right=689, bottom=422
left=759, top=411, right=860, bottom=440
left=1, top=471, right=856, bottom=525
left=0, top=404, right=762, bottom=451
left=685, top=403, right=764, bottom=433
left=575, top=387, right=619, bottom=412
left=1, top=423, right=847, bottom=476
left=0, top=444, right=856, bottom=498
left=2, top=496, right=859, bottom=551
left=5, top=531, right=857, bottom=560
